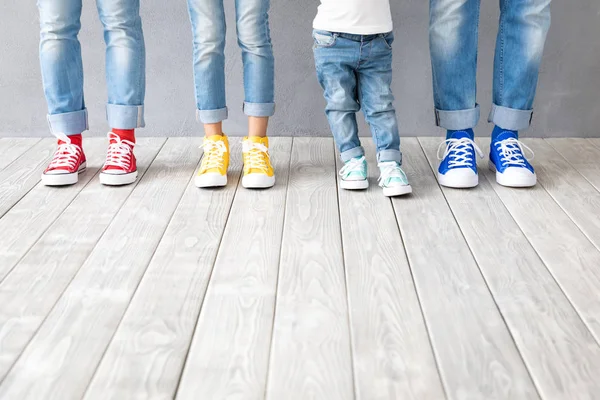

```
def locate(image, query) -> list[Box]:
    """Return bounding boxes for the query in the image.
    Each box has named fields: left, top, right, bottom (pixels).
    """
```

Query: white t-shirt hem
left=312, top=23, right=393, bottom=36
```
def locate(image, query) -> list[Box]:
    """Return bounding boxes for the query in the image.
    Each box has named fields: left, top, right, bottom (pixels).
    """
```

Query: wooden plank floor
left=1, top=137, right=600, bottom=400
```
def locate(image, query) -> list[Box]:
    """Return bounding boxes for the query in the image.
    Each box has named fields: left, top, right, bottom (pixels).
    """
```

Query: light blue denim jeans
left=313, top=31, right=402, bottom=164
left=38, top=0, right=145, bottom=135
left=187, top=0, right=275, bottom=124
left=429, top=0, right=551, bottom=131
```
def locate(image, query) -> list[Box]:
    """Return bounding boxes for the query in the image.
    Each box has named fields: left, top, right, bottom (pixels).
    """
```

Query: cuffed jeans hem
left=377, top=149, right=402, bottom=165
left=340, top=145, right=365, bottom=162
left=107, top=104, right=145, bottom=129
left=435, top=104, right=480, bottom=130
left=243, top=102, right=275, bottom=118
left=47, top=109, right=89, bottom=135
left=488, top=104, right=533, bottom=131
left=196, top=107, right=228, bottom=124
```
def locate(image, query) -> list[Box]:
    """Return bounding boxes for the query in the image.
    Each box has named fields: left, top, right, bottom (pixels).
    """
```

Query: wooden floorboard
left=83, top=139, right=242, bottom=400
left=421, top=137, right=600, bottom=399
left=0, top=137, right=599, bottom=400
left=546, top=138, right=600, bottom=192
left=526, top=139, right=600, bottom=252
left=334, top=141, right=445, bottom=400
left=175, top=138, right=292, bottom=400
left=0, top=138, right=55, bottom=218
left=0, top=138, right=41, bottom=171
left=266, top=138, right=354, bottom=400
left=0, top=138, right=200, bottom=400
left=0, top=138, right=165, bottom=382
left=392, top=138, right=538, bottom=400
left=0, top=138, right=106, bottom=281
left=478, top=138, right=600, bottom=344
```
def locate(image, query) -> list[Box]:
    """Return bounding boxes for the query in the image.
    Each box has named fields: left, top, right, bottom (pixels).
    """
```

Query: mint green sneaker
left=339, top=156, right=368, bottom=190
left=378, top=161, right=412, bottom=197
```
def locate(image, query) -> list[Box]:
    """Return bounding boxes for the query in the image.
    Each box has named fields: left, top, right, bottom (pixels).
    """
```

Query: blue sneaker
left=489, top=130, right=536, bottom=187
left=339, top=156, right=368, bottom=190
left=378, top=161, right=412, bottom=197
left=437, top=130, right=483, bottom=188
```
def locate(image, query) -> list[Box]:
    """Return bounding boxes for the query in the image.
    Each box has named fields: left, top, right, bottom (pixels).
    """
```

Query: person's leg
left=235, top=0, right=275, bottom=137
left=314, top=32, right=366, bottom=190
left=358, top=33, right=411, bottom=197
left=188, top=0, right=228, bottom=131
left=38, top=0, right=88, bottom=186
left=235, top=0, right=276, bottom=188
left=96, top=0, right=146, bottom=186
left=429, top=0, right=484, bottom=188
left=487, top=0, right=551, bottom=187
left=187, top=0, right=231, bottom=188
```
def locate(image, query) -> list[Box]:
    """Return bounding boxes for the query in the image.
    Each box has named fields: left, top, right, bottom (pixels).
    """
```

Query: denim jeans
left=38, top=0, right=146, bottom=135
left=313, top=30, right=402, bottom=164
left=187, top=0, right=275, bottom=124
left=429, top=0, right=551, bottom=131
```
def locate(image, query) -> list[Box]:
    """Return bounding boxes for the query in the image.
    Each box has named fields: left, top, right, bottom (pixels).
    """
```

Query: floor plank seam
left=389, top=142, right=449, bottom=400
left=262, top=137, right=296, bottom=400
left=333, top=140, right=359, bottom=400
left=417, top=139, right=545, bottom=398
left=0, top=168, right=103, bottom=287
left=170, top=148, right=244, bottom=400
left=0, top=138, right=42, bottom=173
left=82, top=138, right=204, bottom=398
left=0, top=138, right=168, bottom=388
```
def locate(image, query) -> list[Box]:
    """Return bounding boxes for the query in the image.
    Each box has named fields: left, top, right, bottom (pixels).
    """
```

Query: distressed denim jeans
left=429, top=0, right=551, bottom=131
left=38, top=0, right=146, bottom=135
left=187, top=0, right=275, bottom=124
left=313, top=30, right=402, bottom=164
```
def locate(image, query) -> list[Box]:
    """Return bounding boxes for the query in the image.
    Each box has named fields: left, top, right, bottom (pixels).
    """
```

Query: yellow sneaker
left=195, top=134, right=229, bottom=188
left=242, top=136, right=275, bottom=188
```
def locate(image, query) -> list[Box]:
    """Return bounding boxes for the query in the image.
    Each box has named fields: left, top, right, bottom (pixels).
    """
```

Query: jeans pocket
left=313, top=30, right=337, bottom=49
left=380, top=32, right=394, bottom=50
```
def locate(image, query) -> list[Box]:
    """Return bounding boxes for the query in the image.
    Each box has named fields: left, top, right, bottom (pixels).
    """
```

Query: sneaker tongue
left=449, top=130, right=473, bottom=140
left=496, top=130, right=518, bottom=141
left=246, top=136, right=269, bottom=146
left=205, top=134, right=225, bottom=142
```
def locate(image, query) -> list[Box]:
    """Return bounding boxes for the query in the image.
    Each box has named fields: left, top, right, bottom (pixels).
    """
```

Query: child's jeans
left=187, top=0, right=275, bottom=124
left=38, top=0, right=146, bottom=134
left=313, top=30, right=402, bottom=165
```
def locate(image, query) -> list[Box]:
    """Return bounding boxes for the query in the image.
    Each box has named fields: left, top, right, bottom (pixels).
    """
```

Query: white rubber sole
left=99, top=170, right=138, bottom=186
left=340, top=179, right=369, bottom=190
left=41, top=162, right=87, bottom=186
left=242, top=174, right=275, bottom=189
left=489, top=161, right=537, bottom=188
left=382, top=184, right=413, bottom=197
left=195, top=172, right=227, bottom=188
left=437, top=170, right=479, bottom=189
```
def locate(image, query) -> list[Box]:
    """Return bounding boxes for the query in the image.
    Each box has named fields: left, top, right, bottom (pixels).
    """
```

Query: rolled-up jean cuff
left=488, top=104, right=533, bottom=131
left=106, top=104, right=145, bottom=129
left=47, top=109, right=89, bottom=135
left=243, top=102, right=275, bottom=117
left=435, top=104, right=480, bottom=130
left=197, top=107, right=228, bottom=124
left=377, top=149, right=402, bottom=165
left=340, top=146, right=365, bottom=162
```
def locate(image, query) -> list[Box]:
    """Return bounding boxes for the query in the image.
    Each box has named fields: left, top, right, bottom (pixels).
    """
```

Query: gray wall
left=1, top=0, right=599, bottom=138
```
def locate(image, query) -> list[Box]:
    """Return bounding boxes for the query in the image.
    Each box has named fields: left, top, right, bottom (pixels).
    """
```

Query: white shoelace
left=378, top=161, right=407, bottom=186
left=495, top=138, right=534, bottom=167
left=104, top=132, right=134, bottom=170
left=201, top=139, right=228, bottom=170
left=243, top=141, right=270, bottom=173
left=437, top=137, right=484, bottom=167
left=339, top=156, right=366, bottom=177
left=48, top=132, right=81, bottom=170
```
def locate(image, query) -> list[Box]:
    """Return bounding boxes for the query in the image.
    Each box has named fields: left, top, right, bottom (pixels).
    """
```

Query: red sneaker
left=99, top=132, right=138, bottom=186
left=41, top=134, right=87, bottom=186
